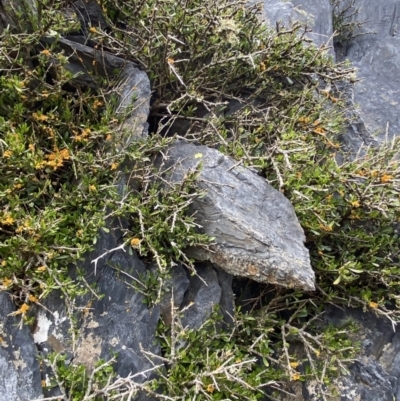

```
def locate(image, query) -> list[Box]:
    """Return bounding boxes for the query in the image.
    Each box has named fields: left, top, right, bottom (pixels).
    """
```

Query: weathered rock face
left=259, top=1, right=400, bottom=400
left=263, top=0, right=334, bottom=54
left=30, top=228, right=162, bottom=399
left=266, top=0, right=400, bottom=148
left=267, top=307, right=400, bottom=401
left=0, top=292, right=43, bottom=401
left=41, top=36, right=151, bottom=140
left=338, top=0, right=400, bottom=143
left=156, top=141, right=315, bottom=291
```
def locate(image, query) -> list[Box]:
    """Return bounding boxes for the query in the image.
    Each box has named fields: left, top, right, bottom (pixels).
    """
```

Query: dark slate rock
left=340, top=358, right=396, bottom=401
left=180, top=263, right=222, bottom=329
left=155, top=141, right=314, bottom=291
left=323, top=307, right=398, bottom=401
left=75, top=245, right=161, bottom=380
left=0, top=0, right=37, bottom=33
left=73, top=0, right=109, bottom=32
left=158, top=263, right=191, bottom=326
left=31, top=228, right=161, bottom=399
left=272, top=306, right=400, bottom=400
left=215, top=266, right=235, bottom=326
left=263, top=0, right=334, bottom=54
left=335, top=0, right=400, bottom=144
left=0, top=292, right=43, bottom=401
left=41, top=37, right=151, bottom=140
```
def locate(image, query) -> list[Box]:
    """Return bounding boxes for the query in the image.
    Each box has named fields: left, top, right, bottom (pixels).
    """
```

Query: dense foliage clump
left=0, top=0, right=399, bottom=399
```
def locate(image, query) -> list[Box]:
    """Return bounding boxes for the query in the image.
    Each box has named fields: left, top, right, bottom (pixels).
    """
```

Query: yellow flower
left=28, top=144, right=35, bottom=151
left=292, top=373, right=301, bottom=381
left=130, top=237, right=141, bottom=247
left=2, top=278, right=12, bottom=287
left=28, top=294, right=38, bottom=303
left=351, top=200, right=360, bottom=208
left=106, top=134, right=112, bottom=141
left=1, top=260, right=6, bottom=266
left=298, top=116, right=311, bottom=125
left=206, top=384, right=215, bottom=393
left=16, top=303, right=30, bottom=315
left=89, top=185, right=97, bottom=192
left=111, top=163, right=119, bottom=170
left=319, top=223, right=333, bottom=232
left=290, top=361, right=300, bottom=368
left=3, top=150, right=12, bottom=158
left=194, top=153, right=203, bottom=159
left=37, top=266, right=46, bottom=272
left=76, top=229, right=83, bottom=237
left=1, top=214, right=14, bottom=225
left=41, top=49, right=51, bottom=57
left=369, top=301, right=378, bottom=309
left=32, top=112, right=49, bottom=121
left=314, top=349, right=321, bottom=357
left=89, top=27, right=97, bottom=33
left=93, top=99, right=103, bottom=109
left=313, top=126, right=326, bottom=134
left=381, top=174, right=393, bottom=183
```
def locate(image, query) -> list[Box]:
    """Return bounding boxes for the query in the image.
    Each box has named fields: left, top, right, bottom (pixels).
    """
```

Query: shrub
left=1, top=0, right=399, bottom=399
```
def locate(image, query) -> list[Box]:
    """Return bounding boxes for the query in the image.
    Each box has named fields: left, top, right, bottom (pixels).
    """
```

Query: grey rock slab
left=324, top=306, right=398, bottom=401
left=215, top=266, right=235, bottom=326
left=0, top=292, right=43, bottom=401
left=155, top=141, right=314, bottom=291
left=73, top=0, right=110, bottom=32
left=33, top=228, right=162, bottom=398
left=75, top=244, right=161, bottom=380
left=41, top=36, right=151, bottom=140
left=180, top=263, right=222, bottom=329
left=338, top=0, right=400, bottom=142
left=263, top=0, right=334, bottom=54
left=158, top=263, right=190, bottom=326
left=0, top=0, right=37, bottom=33
left=274, top=306, right=400, bottom=400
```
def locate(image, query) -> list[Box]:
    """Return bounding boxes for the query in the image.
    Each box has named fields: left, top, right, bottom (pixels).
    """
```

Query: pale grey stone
left=156, top=141, right=314, bottom=291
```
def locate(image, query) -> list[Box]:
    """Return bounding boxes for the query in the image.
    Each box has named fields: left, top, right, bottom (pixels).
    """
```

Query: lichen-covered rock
left=156, top=141, right=315, bottom=291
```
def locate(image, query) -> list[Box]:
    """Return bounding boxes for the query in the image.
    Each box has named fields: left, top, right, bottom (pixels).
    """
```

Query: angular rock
left=273, top=306, right=400, bottom=400
left=0, top=0, right=37, bottom=33
left=336, top=0, right=400, bottom=144
left=180, top=263, right=222, bottom=329
left=73, top=0, right=110, bottom=32
left=41, top=36, right=151, bottom=140
left=156, top=141, right=314, bottom=291
left=32, top=228, right=161, bottom=399
left=158, top=263, right=190, bottom=326
left=263, top=0, right=334, bottom=55
left=324, top=307, right=399, bottom=401
left=0, top=292, right=43, bottom=401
